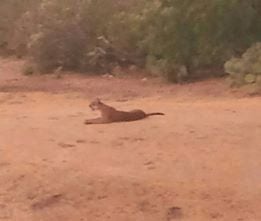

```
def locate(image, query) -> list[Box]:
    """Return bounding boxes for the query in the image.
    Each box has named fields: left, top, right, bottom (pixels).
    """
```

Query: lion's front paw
left=84, top=120, right=93, bottom=124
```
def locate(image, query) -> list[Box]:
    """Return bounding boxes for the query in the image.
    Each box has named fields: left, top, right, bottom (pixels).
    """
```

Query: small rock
left=102, top=73, right=114, bottom=79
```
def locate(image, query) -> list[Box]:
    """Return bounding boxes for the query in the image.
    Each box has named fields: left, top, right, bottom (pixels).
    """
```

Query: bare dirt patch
left=0, top=58, right=261, bottom=221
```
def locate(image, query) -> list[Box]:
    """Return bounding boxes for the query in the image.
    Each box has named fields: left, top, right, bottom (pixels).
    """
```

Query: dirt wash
left=0, top=58, right=261, bottom=221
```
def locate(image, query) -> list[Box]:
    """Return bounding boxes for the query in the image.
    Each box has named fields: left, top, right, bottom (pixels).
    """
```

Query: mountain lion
left=84, top=98, right=164, bottom=124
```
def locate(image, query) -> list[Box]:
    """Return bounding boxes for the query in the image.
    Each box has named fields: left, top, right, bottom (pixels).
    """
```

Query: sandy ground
left=0, top=58, right=261, bottom=221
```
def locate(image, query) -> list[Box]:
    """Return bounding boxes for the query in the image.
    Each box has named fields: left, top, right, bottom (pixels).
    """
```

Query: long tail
left=146, top=112, right=165, bottom=116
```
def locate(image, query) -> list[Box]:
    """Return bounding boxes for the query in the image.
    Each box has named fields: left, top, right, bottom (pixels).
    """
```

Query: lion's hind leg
left=84, top=118, right=109, bottom=125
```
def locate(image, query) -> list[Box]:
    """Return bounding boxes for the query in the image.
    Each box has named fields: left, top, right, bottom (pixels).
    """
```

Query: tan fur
left=84, top=98, right=164, bottom=124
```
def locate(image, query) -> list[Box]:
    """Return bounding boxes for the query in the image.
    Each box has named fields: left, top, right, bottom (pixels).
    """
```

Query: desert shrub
left=78, top=0, right=147, bottom=72
left=23, top=0, right=87, bottom=72
left=224, top=42, right=261, bottom=91
left=0, top=0, right=40, bottom=56
left=141, top=0, right=261, bottom=81
left=2, top=0, right=261, bottom=82
left=24, top=0, right=146, bottom=73
left=28, top=24, right=86, bottom=73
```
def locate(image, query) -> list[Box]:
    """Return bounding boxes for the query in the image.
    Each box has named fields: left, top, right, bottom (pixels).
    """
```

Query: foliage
left=1, top=0, right=261, bottom=81
left=25, top=0, right=146, bottom=73
left=225, top=43, right=261, bottom=91
left=141, top=0, right=261, bottom=81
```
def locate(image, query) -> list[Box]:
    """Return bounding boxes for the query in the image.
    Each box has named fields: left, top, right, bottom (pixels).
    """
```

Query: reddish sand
left=0, top=58, right=261, bottom=221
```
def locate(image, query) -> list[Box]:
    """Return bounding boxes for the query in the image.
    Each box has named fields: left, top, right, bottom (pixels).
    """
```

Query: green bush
left=24, top=0, right=146, bottom=73
left=28, top=24, right=86, bottom=73
left=224, top=43, right=261, bottom=90
left=1, top=0, right=261, bottom=82
left=140, top=0, right=261, bottom=81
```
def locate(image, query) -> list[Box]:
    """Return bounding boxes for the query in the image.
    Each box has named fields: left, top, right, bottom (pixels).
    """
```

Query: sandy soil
left=0, top=58, right=261, bottom=221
